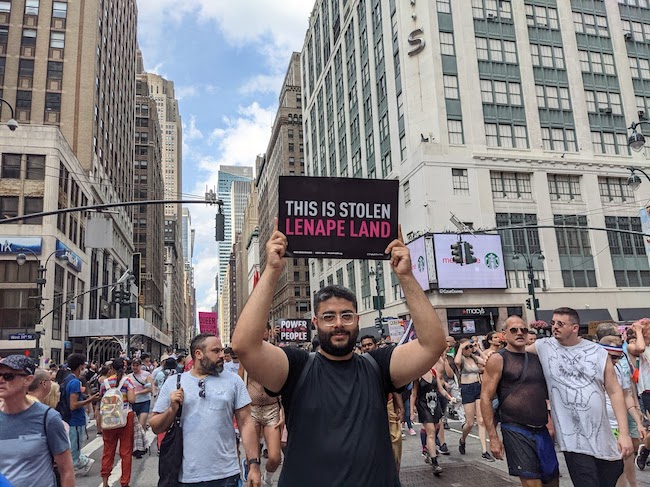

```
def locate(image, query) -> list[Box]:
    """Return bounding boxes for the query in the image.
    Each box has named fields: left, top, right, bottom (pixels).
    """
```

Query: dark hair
left=55, top=367, right=71, bottom=384
left=140, top=352, right=150, bottom=360
left=360, top=335, right=377, bottom=344
left=191, top=333, right=216, bottom=361
left=313, top=285, right=357, bottom=314
left=163, top=357, right=177, bottom=370
left=67, top=353, right=86, bottom=372
left=111, top=357, right=126, bottom=383
left=224, top=346, right=233, bottom=355
left=553, top=307, right=580, bottom=326
left=527, top=330, right=537, bottom=336
left=483, top=331, right=498, bottom=349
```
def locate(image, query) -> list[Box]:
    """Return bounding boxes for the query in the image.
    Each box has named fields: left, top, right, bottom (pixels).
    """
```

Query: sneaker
left=421, top=451, right=431, bottom=464
left=438, top=443, right=450, bottom=455
left=241, top=458, right=249, bottom=481
left=636, top=445, right=649, bottom=471
left=401, top=432, right=406, bottom=438
left=76, top=458, right=95, bottom=476
left=431, top=456, right=443, bottom=476
left=482, top=451, right=496, bottom=462
left=459, top=439, right=466, bottom=455
left=408, top=428, right=417, bottom=436
left=443, top=421, right=450, bottom=430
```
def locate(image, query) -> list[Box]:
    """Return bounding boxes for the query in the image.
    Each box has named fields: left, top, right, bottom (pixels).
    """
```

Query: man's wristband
left=248, top=458, right=261, bottom=466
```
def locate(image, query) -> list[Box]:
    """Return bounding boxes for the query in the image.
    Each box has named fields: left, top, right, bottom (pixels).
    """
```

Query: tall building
left=303, top=0, right=650, bottom=335
left=182, top=207, right=196, bottom=339
left=256, top=53, right=312, bottom=323
left=0, top=1, right=157, bottom=361
left=143, top=72, right=186, bottom=350
left=235, top=184, right=259, bottom=322
left=216, top=166, right=253, bottom=296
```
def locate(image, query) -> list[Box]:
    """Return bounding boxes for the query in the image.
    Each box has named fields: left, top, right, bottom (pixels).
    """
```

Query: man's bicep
left=240, top=341, right=290, bottom=394
left=389, top=339, right=441, bottom=389
left=152, top=380, right=172, bottom=412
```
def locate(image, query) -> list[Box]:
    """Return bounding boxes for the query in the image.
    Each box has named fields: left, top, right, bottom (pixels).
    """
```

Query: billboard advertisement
left=278, top=176, right=399, bottom=260
left=0, top=237, right=42, bottom=255
left=406, top=236, right=436, bottom=291
left=640, top=205, right=650, bottom=256
left=433, top=234, right=507, bottom=289
left=198, top=312, right=218, bottom=336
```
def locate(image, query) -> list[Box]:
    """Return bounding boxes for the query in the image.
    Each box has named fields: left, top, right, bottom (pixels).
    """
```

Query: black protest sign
left=278, top=176, right=399, bottom=260
left=277, top=319, right=310, bottom=343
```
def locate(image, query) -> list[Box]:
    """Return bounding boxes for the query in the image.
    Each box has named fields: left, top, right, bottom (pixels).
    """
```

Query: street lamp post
left=628, top=120, right=650, bottom=152
left=512, top=250, right=545, bottom=321
left=369, top=264, right=385, bottom=337
left=626, top=167, right=650, bottom=191
left=16, top=248, right=68, bottom=362
left=0, top=97, right=18, bottom=131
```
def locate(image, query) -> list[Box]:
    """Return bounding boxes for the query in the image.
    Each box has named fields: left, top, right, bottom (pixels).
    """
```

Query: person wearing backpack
left=65, top=353, right=100, bottom=476
left=0, top=355, right=75, bottom=487
left=99, top=357, right=136, bottom=487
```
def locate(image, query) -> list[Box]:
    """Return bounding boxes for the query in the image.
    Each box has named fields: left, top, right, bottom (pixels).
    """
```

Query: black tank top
left=496, top=350, right=548, bottom=428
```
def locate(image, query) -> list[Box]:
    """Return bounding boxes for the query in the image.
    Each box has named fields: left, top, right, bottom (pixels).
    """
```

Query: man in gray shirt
left=151, top=333, right=260, bottom=486
left=0, top=355, right=74, bottom=487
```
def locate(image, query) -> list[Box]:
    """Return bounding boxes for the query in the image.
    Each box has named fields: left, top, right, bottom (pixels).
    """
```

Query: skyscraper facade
left=302, top=0, right=650, bottom=334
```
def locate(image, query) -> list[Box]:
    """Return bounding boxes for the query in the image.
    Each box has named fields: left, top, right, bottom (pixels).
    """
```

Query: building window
left=439, top=32, right=455, bottom=56
left=530, top=44, right=565, bottom=69
left=443, top=75, right=459, bottom=99
left=496, top=213, right=541, bottom=255
left=599, top=177, right=635, bottom=203
left=584, top=90, right=622, bottom=115
left=47, top=61, right=63, bottom=79
left=481, top=79, right=522, bottom=105
left=21, top=29, right=37, bottom=47
left=579, top=50, right=615, bottom=74
left=525, top=4, right=559, bottom=29
left=541, top=127, right=577, bottom=152
left=452, top=168, right=469, bottom=195
left=621, top=20, right=650, bottom=42
left=0, top=1, right=10, bottom=13
left=26, top=154, right=45, bottom=180
left=472, top=0, right=512, bottom=20
left=25, top=0, right=39, bottom=16
left=1, top=154, right=21, bottom=178
left=16, top=90, right=32, bottom=112
left=491, top=171, right=533, bottom=199
left=629, top=57, right=650, bottom=79
left=476, top=37, right=517, bottom=63
left=19, top=59, right=35, bottom=78
left=591, top=131, right=628, bottom=155
left=24, top=197, right=43, bottom=224
left=536, top=85, right=570, bottom=110
left=554, top=215, right=597, bottom=287
left=0, top=196, right=19, bottom=219
left=573, top=11, right=609, bottom=37
left=548, top=174, right=581, bottom=202
left=45, top=92, right=61, bottom=112
left=50, top=31, right=65, bottom=49
left=606, top=216, right=650, bottom=287
left=448, top=120, right=464, bottom=145
left=52, top=1, right=67, bottom=18
left=485, top=123, right=528, bottom=148
left=403, top=180, right=411, bottom=204
left=347, top=261, right=356, bottom=295
left=437, top=0, right=451, bottom=13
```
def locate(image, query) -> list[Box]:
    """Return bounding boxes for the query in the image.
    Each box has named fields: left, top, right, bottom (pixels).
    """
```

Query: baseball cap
left=0, top=355, right=37, bottom=376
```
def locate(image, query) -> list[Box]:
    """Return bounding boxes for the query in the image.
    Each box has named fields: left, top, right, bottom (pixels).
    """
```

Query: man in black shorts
left=232, top=221, right=447, bottom=487
left=481, top=316, right=559, bottom=486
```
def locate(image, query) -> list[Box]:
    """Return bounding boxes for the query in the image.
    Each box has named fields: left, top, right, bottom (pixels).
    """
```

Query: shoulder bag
left=158, top=374, right=183, bottom=487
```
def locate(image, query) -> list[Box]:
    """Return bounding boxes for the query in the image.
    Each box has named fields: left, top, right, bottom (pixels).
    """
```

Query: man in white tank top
left=527, top=307, right=632, bottom=487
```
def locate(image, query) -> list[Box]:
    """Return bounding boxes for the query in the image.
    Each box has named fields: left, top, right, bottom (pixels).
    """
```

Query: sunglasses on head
left=0, top=372, right=28, bottom=381
left=199, top=378, right=206, bottom=398
left=508, top=327, right=529, bottom=335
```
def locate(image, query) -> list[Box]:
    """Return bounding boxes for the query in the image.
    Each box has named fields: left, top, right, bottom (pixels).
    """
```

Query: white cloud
left=183, top=115, right=203, bottom=141
left=176, top=83, right=219, bottom=101
left=239, top=74, right=284, bottom=96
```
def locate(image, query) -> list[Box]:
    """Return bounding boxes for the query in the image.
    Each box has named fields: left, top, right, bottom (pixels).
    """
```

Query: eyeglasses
left=198, top=379, right=206, bottom=398
left=508, top=327, right=529, bottom=335
left=317, top=312, right=358, bottom=326
left=0, top=372, right=28, bottom=381
left=550, top=320, right=577, bottom=328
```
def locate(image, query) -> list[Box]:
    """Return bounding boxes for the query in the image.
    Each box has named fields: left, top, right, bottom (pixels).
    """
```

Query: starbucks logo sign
left=485, top=253, right=500, bottom=269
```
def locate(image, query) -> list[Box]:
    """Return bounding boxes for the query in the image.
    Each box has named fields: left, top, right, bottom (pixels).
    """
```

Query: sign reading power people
left=278, top=176, right=399, bottom=260
left=277, top=319, right=311, bottom=343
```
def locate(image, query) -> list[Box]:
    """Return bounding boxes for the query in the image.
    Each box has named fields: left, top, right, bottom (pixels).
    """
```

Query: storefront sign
left=277, top=319, right=310, bottom=342
left=8, top=333, right=35, bottom=340
left=55, top=240, right=82, bottom=272
left=278, top=176, right=398, bottom=260
left=0, top=237, right=42, bottom=255
left=462, top=308, right=486, bottom=315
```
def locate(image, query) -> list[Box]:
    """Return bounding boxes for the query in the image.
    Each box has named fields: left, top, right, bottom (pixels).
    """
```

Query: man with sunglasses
left=151, top=333, right=260, bottom=487
left=481, top=316, right=559, bottom=486
left=232, top=221, right=447, bottom=487
left=527, top=307, right=632, bottom=487
left=0, top=355, right=74, bottom=487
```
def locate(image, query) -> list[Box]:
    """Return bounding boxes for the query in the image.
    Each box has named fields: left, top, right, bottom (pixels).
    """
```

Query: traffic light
left=215, top=213, right=225, bottom=241
left=526, top=298, right=532, bottom=310
left=464, top=242, right=477, bottom=265
left=450, top=242, right=464, bottom=264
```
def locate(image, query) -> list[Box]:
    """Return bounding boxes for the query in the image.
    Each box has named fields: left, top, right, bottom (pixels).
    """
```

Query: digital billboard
left=406, top=236, right=436, bottom=291
left=433, top=234, right=507, bottom=289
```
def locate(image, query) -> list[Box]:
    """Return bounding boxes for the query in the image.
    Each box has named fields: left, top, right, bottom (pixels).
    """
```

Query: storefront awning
left=618, top=308, right=650, bottom=321
left=68, top=318, right=171, bottom=346
left=537, top=308, right=613, bottom=325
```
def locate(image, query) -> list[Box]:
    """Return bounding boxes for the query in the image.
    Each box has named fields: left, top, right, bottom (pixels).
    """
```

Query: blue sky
left=136, top=1, right=313, bottom=312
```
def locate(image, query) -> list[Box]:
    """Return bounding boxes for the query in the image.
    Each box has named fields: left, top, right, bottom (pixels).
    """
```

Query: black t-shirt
left=268, top=346, right=401, bottom=487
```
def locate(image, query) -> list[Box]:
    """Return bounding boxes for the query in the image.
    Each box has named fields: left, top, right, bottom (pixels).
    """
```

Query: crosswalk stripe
left=94, top=429, right=156, bottom=487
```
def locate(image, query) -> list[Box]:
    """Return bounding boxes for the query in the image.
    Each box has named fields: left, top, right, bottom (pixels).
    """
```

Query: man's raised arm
left=388, top=227, right=447, bottom=388
left=231, top=219, right=289, bottom=394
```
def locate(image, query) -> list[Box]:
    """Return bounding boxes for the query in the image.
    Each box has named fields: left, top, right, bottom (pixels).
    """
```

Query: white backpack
left=100, top=377, right=128, bottom=430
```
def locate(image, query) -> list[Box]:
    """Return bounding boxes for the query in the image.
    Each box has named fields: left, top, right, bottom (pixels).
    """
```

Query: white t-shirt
left=536, top=337, right=619, bottom=460
left=606, top=364, right=626, bottom=429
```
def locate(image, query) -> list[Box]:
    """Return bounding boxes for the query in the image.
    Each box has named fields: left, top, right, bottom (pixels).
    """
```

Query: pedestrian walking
left=0, top=355, right=75, bottom=487
left=151, top=333, right=260, bottom=487
left=528, top=307, right=633, bottom=487
left=128, top=357, right=153, bottom=430
left=481, top=316, right=559, bottom=486
left=232, top=221, right=447, bottom=487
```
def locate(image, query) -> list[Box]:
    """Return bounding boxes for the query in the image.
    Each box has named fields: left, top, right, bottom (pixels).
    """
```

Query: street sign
left=8, top=333, right=35, bottom=340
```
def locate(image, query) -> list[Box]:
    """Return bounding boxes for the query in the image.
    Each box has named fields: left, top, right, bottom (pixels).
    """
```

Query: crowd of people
left=1, top=219, right=650, bottom=487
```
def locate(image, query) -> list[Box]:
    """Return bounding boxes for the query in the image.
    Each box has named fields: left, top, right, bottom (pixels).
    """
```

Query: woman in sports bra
left=410, top=367, right=454, bottom=477
left=455, top=338, right=492, bottom=461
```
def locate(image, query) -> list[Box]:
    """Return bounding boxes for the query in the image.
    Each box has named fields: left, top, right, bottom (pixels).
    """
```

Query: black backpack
left=55, top=374, right=75, bottom=423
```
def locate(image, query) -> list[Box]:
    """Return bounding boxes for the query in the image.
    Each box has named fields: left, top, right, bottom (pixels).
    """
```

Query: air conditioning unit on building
left=624, top=32, right=633, bottom=41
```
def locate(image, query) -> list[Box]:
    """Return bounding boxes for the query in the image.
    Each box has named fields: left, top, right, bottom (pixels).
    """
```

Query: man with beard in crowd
left=232, top=221, right=447, bottom=487
left=151, top=333, right=261, bottom=487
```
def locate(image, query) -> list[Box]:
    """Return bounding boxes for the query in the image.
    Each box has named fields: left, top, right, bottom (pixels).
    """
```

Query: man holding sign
left=232, top=219, right=447, bottom=487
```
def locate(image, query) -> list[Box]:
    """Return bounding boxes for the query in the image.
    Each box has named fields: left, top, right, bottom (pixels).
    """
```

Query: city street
left=74, top=418, right=650, bottom=486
